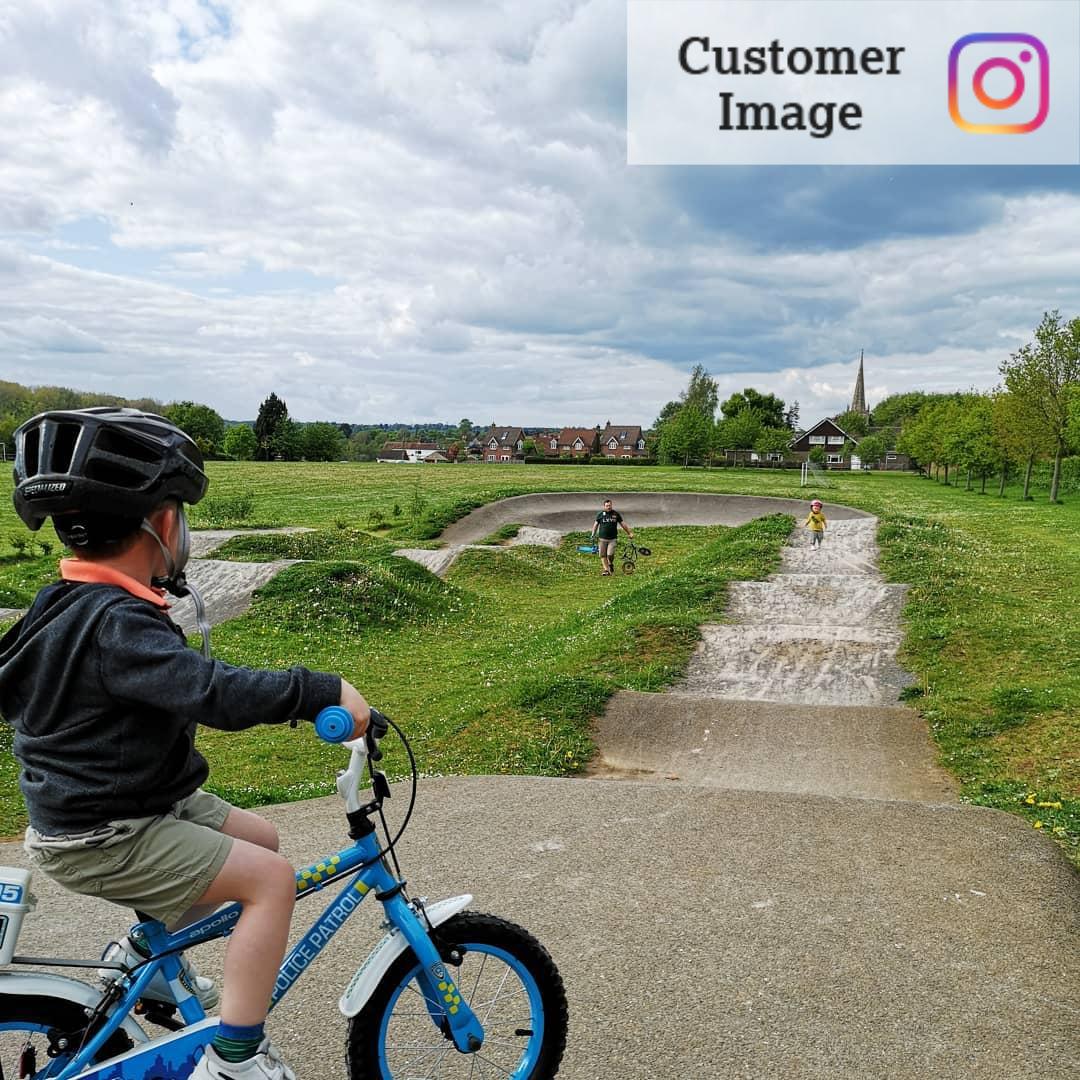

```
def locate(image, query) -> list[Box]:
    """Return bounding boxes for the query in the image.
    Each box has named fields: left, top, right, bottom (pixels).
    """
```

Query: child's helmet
left=12, top=407, right=208, bottom=531
left=811, top=500, right=822, bottom=509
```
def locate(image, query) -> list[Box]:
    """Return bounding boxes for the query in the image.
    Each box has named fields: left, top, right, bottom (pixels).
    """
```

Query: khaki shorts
left=26, top=790, right=234, bottom=926
left=597, top=538, right=617, bottom=557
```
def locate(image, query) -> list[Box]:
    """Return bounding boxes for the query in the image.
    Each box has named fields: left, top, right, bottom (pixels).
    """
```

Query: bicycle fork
left=289, top=825, right=486, bottom=1055
left=379, top=890, right=485, bottom=1053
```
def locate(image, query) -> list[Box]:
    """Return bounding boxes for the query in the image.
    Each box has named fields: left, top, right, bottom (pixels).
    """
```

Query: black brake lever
left=367, top=707, right=390, bottom=761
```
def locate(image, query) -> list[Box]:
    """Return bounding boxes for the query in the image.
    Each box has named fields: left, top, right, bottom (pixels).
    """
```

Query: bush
left=521, top=455, right=656, bottom=466
left=213, top=527, right=393, bottom=562
left=478, top=523, right=523, bottom=545
left=584, top=455, right=656, bottom=466
left=193, top=493, right=256, bottom=527
left=254, top=558, right=472, bottom=631
left=1030, top=456, right=1080, bottom=495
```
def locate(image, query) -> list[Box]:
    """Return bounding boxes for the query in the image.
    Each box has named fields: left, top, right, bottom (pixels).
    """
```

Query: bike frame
left=50, top=763, right=484, bottom=1078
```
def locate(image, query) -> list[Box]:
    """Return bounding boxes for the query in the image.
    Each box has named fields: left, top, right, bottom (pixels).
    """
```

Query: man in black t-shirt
left=590, top=497, right=634, bottom=576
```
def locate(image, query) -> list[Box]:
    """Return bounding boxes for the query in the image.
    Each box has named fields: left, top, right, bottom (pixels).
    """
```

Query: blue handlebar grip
left=314, top=705, right=354, bottom=743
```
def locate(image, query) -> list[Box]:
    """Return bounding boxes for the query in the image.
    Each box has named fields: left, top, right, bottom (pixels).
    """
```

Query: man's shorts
left=597, top=538, right=617, bottom=557
left=25, top=790, right=234, bottom=926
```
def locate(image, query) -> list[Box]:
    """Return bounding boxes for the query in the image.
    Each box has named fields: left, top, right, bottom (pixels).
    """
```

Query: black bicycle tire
left=621, top=560, right=636, bottom=574
left=0, top=994, right=133, bottom=1076
left=346, top=912, right=568, bottom=1080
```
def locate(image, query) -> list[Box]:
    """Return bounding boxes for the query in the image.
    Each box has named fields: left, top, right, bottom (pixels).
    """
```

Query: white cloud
left=0, top=314, right=106, bottom=353
left=0, top=1, right=1074, bottom=424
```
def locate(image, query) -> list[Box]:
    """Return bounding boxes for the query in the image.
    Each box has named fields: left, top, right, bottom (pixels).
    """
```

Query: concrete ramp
left=726, top=577, right=907, bottom=626
left=169, top=558, right=297, bottom=634
left=595, top=692, right=955, bottom=802
left=677, top=517, right=914, bottom=707
left=439, top=491, right=869, bottom=546
left=397, top=491, right=871, bottom=576
left=677, top=624, right=912, bottom=706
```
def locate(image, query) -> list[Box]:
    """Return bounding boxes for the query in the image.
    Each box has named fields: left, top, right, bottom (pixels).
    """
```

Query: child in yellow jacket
left=804, top=499, right=827, bottom=547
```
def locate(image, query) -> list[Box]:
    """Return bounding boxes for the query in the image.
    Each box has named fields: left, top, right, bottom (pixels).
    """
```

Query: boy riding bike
left=0, top=408, right=370, bottom=1080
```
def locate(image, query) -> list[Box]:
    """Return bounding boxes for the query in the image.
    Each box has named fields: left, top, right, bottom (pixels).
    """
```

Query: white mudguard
left=339, top=894, right=472, bottom=1017
left=0, top=970, right=148, bottom=1044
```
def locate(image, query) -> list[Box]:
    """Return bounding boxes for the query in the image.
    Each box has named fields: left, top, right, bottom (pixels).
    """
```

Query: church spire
left=850, top=350, right=868, bottom=417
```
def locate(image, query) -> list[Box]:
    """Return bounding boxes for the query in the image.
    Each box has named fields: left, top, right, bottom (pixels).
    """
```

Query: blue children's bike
left=0, top=709, right=568, bottom=1079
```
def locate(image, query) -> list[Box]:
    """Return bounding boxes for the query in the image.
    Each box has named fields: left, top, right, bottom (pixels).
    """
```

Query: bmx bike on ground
left=615, top=541, right=651, bottom=575
left=0, top=709, right=568, bottom=1080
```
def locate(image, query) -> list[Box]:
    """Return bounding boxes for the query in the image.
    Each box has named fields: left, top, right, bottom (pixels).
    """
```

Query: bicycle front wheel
left=347, top=912, right=568, bottom=1080
left=0, top=994, right=133, bottom=1079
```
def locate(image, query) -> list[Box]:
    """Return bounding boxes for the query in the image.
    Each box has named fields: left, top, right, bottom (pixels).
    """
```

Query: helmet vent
left=94, top=428, right=160, bottom=464
left=52, top=423, right=80, bottom=473
left=85, top=458, right=148, bottom=489
left=23, top=427, right=40, bottom=478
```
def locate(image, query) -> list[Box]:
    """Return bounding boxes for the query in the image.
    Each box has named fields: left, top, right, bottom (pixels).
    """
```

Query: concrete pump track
left=3, top=492, right=1077, bottom=1078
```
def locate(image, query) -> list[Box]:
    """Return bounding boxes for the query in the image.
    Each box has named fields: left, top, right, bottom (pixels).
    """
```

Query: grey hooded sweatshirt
left=0, top=580, right=341, bottom=835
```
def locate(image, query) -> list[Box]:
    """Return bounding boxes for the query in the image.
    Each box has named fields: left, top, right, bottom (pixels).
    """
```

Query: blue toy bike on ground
left=0, top=709, right=568, bottom=1079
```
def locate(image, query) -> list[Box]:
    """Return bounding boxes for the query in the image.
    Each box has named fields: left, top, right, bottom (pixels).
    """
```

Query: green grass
left=0, top=460, right=1077, bottom=866
left=134, top=518, right=790, bottom=818
left=477, top=523, right=523, bottom=545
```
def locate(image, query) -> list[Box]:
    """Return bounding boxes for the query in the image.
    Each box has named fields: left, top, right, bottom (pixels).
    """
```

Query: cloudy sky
left=1, top=0, right=1078, bottom=426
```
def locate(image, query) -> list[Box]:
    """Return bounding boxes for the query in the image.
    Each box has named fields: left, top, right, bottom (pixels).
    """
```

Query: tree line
left=896, top=311, right=1080, bottom=502
left=5, top=311, right=1075, bottom=481
left=0, top=383, right=476, bottom=463
left=652, top=365, right=801, bottom=466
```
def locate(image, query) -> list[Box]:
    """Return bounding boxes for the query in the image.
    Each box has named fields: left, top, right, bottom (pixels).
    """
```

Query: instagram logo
left=949, top=33, right=1049, bottom=133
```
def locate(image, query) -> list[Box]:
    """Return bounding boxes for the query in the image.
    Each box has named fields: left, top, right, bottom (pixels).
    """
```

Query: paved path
left=4, top=779, right=1077, bottom=1079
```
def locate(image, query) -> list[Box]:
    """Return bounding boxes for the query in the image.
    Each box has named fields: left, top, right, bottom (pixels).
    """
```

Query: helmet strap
left=141, top=508, right=211, bottom=660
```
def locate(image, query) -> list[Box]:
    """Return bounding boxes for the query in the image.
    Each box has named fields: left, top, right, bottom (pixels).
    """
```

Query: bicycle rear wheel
left=347, top=912, right=567, bottom=1079
left=0, top=995, right=133, bottom=1079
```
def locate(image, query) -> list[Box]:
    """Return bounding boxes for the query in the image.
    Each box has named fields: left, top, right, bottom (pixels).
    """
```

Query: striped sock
left=212, top=1022, right=265, bottom=1063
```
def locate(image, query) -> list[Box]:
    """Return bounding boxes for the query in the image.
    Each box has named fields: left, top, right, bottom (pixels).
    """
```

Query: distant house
left=380, top=440, right=440, bottom=462
left=529, top=432, right=559, bottom=457
left=481, top=426, right=525, bottom=462
left=878, top=450, right=911, bottom=471
left=599, top=423, right=647, bottom=458
left=555, top=427, right=599, bottom=458
left=717, top=448, right=758, bottom=466
left=789, top=418, right=859, bottom=468
left=420, top=450, right=450, bottom=463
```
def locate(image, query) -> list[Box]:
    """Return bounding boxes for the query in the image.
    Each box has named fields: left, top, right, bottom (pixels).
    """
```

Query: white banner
left=627, top=0, right=1080, bottom=164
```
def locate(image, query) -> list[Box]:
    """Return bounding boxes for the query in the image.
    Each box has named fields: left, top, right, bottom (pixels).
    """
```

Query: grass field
left=0, top=461, right=1076, bottom=866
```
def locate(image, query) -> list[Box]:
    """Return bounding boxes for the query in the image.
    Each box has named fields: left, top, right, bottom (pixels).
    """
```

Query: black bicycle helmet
left=12, top=407, right=208, bottom=532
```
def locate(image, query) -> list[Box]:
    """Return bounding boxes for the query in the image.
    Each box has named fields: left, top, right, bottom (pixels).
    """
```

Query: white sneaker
left=98, top=934, right=220, bottom=1011
left=190, top=1040, right=296, bottom=1080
